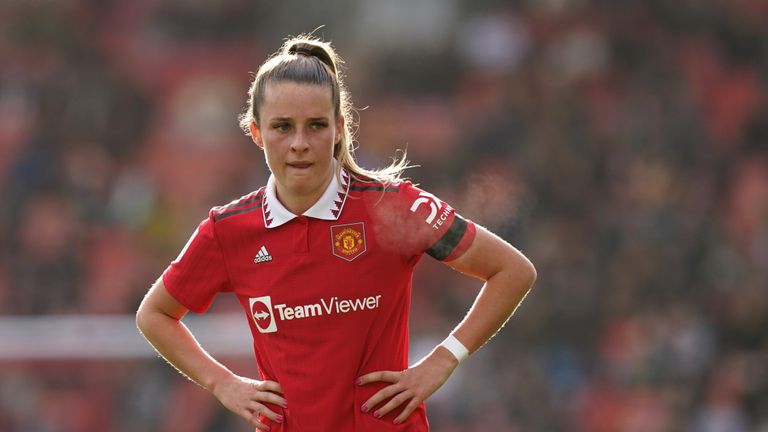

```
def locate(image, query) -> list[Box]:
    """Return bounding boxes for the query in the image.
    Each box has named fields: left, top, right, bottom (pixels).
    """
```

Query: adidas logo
left=254, top=246, right=273, bottom=263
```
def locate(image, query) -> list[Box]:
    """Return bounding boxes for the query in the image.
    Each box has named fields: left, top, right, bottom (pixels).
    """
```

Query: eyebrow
left=269, top=116, right=330, bottom=122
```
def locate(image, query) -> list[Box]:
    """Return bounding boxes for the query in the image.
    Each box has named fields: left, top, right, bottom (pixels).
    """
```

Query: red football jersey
left=163, top=168, right=476, bottom=431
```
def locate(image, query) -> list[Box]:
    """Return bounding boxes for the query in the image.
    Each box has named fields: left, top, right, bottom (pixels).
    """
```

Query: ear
left=249, top=120, right=264, bottom=149
left=335, top=115, right=345, bottom=144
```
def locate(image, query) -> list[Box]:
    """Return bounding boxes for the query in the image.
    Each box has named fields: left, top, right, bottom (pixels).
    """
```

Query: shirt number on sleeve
left=410, top=191, right=440, bottom=225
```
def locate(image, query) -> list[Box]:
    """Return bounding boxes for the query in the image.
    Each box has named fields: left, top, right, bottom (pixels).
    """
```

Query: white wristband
left=440, top=334, right=469, bottom=363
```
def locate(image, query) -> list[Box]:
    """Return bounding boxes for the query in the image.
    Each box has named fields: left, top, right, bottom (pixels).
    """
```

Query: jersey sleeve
left=380, top=181, right=476, bottom=262
left=162, top=212, right=230, bottom=313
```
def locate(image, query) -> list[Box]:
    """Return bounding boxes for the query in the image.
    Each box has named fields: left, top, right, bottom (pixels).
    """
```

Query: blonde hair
left=238, top=34, right=409, bottom=184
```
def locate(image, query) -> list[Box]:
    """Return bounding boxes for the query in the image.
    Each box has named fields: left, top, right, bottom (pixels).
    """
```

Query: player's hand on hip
left=212, top=374, right=287, bottom=431
left=357, top=347, right=458, bottom=425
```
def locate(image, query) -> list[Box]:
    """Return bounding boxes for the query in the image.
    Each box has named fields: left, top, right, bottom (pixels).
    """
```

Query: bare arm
left=358, top=224, right=536, bottom=424
left=136, top=279, right=286, bottom=430
left=443, top=224, right=537, bottom=354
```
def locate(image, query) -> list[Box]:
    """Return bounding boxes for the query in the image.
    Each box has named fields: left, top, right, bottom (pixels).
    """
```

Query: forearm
left=357, top=263, right=535, bottom=423
left=450, top=265, right=534, bottom=354
left=136, top=310, right=234, bottom=394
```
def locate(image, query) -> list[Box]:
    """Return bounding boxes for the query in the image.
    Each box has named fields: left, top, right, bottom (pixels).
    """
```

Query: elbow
left=135, top=302, right=163, bottom=341
left=513, top=253, right=537, bottom=291
left=524, top=259, right=537, bottom=289
left=493, top=250, right=537, bottom=296
left=135, top=294, right=156, bottom=336
left=135, top=302, right=149, bottom=335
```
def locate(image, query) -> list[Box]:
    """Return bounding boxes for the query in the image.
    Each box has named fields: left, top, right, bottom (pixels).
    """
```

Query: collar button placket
left=293, top=217, right=309, bottom=254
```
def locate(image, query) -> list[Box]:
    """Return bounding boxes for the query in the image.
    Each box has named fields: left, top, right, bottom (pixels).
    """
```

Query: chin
left=286, top=178, right=320, bottom=195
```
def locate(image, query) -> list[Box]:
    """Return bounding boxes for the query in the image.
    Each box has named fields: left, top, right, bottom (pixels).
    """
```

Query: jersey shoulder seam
left=212, top=187, right=266, bottom=222
left=348, top=176, right=400, bottom=193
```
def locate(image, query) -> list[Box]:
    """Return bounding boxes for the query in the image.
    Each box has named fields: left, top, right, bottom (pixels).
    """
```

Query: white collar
left=263, top=165, right=350, bottom=228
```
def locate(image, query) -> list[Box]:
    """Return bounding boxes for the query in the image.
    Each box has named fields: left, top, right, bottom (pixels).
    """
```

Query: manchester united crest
left=330, top=222, right=367, bottom=261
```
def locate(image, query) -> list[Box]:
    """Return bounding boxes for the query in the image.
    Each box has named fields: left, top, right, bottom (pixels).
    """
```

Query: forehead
left=261, top=81, right=334, bottom=118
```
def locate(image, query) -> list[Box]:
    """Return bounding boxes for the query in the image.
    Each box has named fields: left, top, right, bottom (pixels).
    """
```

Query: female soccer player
left=136, top=35, right=536, bottom=431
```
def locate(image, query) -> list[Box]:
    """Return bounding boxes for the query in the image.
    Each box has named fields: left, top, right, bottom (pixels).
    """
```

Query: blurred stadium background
left=1, top=0, right=767, bottom=431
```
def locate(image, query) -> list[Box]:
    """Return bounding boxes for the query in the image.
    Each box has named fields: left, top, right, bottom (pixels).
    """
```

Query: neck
left=275, top=174, right=334, bottom=215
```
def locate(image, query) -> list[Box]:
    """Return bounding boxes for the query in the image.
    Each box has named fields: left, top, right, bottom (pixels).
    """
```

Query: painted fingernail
left=275, top=415, right=284, bottom=423
left=373, top=411, right=381, bottom=418
left=361, top=404, right=368, bottom=413
left=356, top=378, right=363, bottom=386
left=393, top=419, right=401, bottom=425
left=282, top=401, right=288, bottom=409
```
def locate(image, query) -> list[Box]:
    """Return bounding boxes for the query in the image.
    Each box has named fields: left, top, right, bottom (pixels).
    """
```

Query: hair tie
left=292, top=46, right=313, bottom=57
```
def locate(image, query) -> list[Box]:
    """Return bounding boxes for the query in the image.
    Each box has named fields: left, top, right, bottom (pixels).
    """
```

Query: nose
left=290, top=128, right=309, bottom=153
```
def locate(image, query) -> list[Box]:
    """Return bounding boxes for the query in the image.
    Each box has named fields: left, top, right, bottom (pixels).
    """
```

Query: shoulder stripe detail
left=348, top=184, right=399, bottom=193
left=212, top=187, right=266, bottom=222
left=214, top=202, right=263, bottom=222
left=216, top=191, right=264, bottom=212
left=426, top=214, right=468, bottom=261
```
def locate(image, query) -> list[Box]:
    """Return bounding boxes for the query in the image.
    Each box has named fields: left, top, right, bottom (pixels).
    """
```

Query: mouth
left=287, top=161, right=313, bottom=169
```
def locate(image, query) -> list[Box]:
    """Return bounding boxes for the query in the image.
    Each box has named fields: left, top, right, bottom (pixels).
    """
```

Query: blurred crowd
left=1, top=0, right=767, bottom=431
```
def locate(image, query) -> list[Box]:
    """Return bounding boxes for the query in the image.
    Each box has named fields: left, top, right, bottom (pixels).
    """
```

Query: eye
left=272, top=122, right=291, bottom=132
left=310, top=121, right=328, bottom=130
